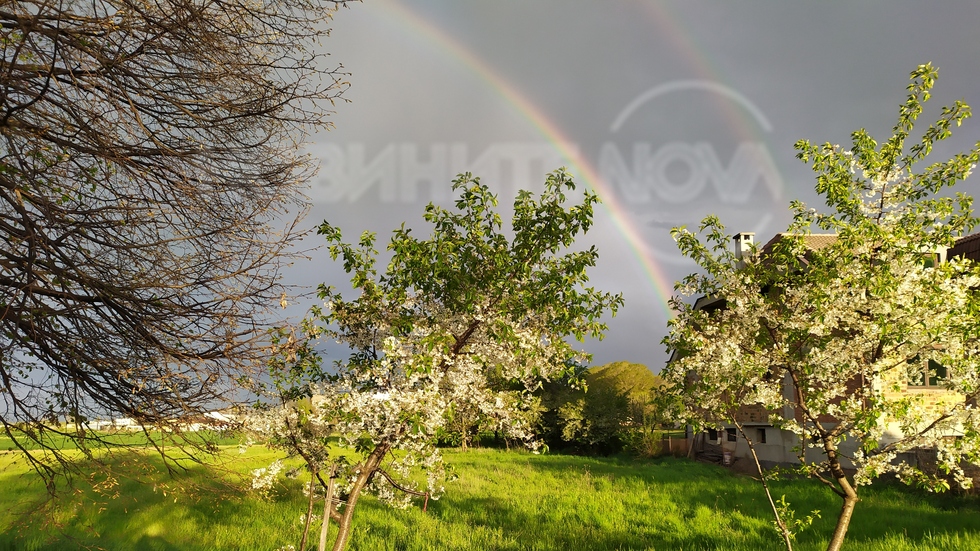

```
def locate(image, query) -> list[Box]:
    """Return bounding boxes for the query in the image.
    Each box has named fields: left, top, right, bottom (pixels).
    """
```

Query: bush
left=537, top=361, right=664, bottom=455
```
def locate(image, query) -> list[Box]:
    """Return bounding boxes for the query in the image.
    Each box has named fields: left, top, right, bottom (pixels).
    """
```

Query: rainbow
left=359, top=0, right=784, bottom=319
left=636, top=2, right=776, bottom=149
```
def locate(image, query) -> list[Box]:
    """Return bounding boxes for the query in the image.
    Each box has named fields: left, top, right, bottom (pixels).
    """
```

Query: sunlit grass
left=1, top=447, right=300, bottom=551
left=2, top=447, right=979, bottom=550
left=0, top=429, right=241, bottom=451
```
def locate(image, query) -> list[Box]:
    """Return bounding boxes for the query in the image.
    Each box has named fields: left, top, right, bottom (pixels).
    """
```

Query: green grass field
left=2, top=447, right=979, bottom=551
left=0, top=430, right=242, bottom=452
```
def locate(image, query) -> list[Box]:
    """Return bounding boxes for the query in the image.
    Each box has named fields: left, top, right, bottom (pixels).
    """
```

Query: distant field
left=0, top=430, right=242, bottom=451
left=2, top=447, right=979, bottom=551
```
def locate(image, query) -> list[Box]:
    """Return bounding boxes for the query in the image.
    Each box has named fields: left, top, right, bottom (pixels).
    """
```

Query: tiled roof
left=760, top=233, right=838, bottom=254
left=949, top=232, right=980, bottom=262
left=757, top=232, right=980, bottom=262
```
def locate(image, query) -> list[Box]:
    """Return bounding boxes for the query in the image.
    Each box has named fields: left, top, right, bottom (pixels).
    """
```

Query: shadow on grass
left=518, top=453, right=980, bottom=550
left=1, top=452, right=259, bottom=551
left=131, top=535, right=184, bottom=551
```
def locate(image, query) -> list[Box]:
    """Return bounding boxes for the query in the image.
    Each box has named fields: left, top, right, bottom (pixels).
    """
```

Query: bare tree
left=0, top=0, right=348, bottom=491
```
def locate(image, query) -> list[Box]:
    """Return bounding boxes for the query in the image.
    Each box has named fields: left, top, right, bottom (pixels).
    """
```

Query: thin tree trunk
left=827, top=491, right=858, bottom=551
left=300, top=470, right=317, bottom=551
left=318, top=466, right=337, bottom=551
left=331, top=444, right=389, bottom=551
left=824, top=447, right=859, bottom=551
left=734, top=421, right=793, bottom=551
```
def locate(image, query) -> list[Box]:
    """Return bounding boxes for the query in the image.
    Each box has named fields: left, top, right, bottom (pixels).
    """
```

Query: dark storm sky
left=291, top=0, right=980, bottom=370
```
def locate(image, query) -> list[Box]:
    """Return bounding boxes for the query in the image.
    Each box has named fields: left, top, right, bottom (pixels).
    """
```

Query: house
left=949, top=232, right=980, bottom=261
left=80, top=417, right=140, bottom=432
left=172, top=410, right=239, bottom=432
left=686, top=231, right=980, bottom=469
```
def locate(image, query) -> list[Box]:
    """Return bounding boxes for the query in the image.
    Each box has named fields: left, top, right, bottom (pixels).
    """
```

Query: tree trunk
left=300, top=470, right=317, bottom=551
left=827, top=491, right=858, bottom=551
left=687, top=430, right=698, bottom=459
left=735, top=422, right=793, bottom=551
left=824, top=443, right=859, bottom=551
left=331, top=443, right=389, bottom=551
left=318, top=466, right=336, bottom=551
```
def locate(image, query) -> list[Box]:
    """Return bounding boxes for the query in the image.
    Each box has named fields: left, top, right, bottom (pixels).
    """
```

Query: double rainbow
left=354, top=0, right=787, bottom=320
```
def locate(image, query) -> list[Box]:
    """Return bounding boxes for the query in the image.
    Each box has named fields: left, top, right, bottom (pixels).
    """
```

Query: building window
left=908, top=357, right=947, bottom=387
left=726, top=428, right=737, bottom=442
left=757, top=428, right=767, bottom=444
left=707, top=428, right=718, bottom=442
left=928, top=360, right=948, bottom=386
left=921, top=252, right=939, bottom=268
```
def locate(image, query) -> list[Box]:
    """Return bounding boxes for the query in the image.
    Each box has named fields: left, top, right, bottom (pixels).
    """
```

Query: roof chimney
left=734, top=232, right=754, bottom=267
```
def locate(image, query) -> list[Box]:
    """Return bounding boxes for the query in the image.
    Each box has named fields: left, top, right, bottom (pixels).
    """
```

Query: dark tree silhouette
left=0, top=0, right=348, bottom=489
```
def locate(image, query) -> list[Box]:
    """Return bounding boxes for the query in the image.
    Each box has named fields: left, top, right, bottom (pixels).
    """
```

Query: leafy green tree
left=591, top=362, right=668, bottom=457
left=541, top=361, right=662, bottom=455
left=249, top=170, right=623, bottom=551
left=1, top=0, right=348, bottom=490
left=663, top=64, right=980, bottom=551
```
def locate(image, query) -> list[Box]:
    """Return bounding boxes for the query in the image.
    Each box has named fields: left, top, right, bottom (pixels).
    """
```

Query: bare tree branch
left=0, top=0, right=350, bottom=492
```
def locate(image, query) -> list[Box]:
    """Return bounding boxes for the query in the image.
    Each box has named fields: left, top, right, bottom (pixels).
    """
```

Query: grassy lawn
left=2, top=447, right=979, bottom=550
left=0, top=430, right=242, bottom=452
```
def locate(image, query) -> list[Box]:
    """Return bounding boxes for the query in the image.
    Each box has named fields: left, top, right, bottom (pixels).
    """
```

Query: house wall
left=878, top=362, right=965, bottom=443
left=701, top=425, right=798, bottom=465
left=704, top=426, right=864, bottom=468
left=733, top=404, right=769, bottom=424
left=701, top=363, right=965, bottom=469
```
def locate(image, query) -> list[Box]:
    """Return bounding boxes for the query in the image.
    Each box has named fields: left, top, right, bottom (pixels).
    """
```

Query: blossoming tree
left=662, top=64, right=980, bottom=551
left=251, top=169, right=622, bottom=551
